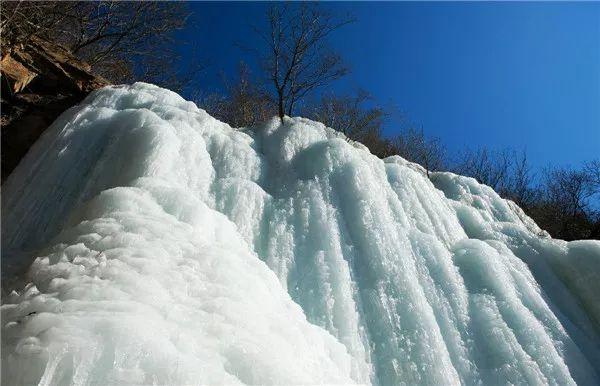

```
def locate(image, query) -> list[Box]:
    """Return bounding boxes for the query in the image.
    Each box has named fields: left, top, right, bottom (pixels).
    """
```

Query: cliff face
left=1, top=36, right=107, bottom=181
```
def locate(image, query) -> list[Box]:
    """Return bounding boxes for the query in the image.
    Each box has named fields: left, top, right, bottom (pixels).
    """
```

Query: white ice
left=2, top=83, right=599, bottom=385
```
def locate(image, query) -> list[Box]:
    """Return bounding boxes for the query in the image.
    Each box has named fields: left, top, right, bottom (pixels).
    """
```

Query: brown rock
left=0, top=54, right=38, bottom=93
left=1, top=37, right=109, bottom=182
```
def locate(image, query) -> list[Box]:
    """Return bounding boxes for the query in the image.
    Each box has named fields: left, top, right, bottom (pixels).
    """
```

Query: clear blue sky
left=178, top=2, right=600, bottom=170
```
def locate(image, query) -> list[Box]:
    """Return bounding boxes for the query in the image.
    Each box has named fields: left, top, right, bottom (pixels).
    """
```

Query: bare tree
left=502, top=150, right=538, bottom=209
left=393, top=128, right=446, bottom=177
left=584, top=159, right=600, bottom=191
left=1, top=1, right=80, bottom=51
left=544, top=167, right=595, bottom=218
left=306, top=90, right=387, bottom=140
left=306, top=91, right=447, bottom=170
left=449, top=146, right=598, bottom=240
left=67, top=2, right=197, bottom=88
left=1, top=1, right=202, bottom=91
left=198, top=62, right=275, bottom=127
left=532, top=166, right=598, bottom=240
left=453, top=148, right=512, bottom=191
left=252, top=4, right=354, bottom=122
left=583, top=160, right=600, bottom=239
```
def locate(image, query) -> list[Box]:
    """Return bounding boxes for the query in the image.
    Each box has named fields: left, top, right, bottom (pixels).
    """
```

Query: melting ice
left=2, top=83, right=599, bottom=385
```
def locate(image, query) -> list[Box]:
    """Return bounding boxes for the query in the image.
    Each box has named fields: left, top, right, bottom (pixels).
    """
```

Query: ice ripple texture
left=2, top=83, right=599, bottom=385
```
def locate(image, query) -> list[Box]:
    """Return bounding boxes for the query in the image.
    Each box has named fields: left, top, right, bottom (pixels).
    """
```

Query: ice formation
left=2, top=83, right=599, bottom=385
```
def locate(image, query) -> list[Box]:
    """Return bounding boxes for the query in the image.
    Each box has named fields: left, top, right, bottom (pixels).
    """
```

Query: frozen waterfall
left=2, top=83, right=599, bottom=385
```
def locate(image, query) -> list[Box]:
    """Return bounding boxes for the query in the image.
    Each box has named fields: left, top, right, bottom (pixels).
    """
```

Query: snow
left=2, top=82, right=599, bottom=385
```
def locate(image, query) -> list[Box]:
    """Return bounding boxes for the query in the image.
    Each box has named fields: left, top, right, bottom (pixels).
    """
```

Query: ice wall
left=2, top=83, right=599, bottom=385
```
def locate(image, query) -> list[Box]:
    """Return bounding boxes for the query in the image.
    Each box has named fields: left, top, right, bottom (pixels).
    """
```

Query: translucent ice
left=2, top=83, right=599, bottom=385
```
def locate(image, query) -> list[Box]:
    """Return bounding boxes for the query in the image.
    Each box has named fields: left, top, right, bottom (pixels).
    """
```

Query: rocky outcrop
left=1, top=36, right=108, bottom=182
left=1, top=54, right=37, bottom=94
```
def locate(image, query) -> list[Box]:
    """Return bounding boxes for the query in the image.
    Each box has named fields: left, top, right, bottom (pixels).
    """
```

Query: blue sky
left=179, top=1, right=599, bottom=170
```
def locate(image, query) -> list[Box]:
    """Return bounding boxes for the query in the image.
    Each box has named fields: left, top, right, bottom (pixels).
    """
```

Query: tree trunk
left=278, top=92, right=285, bottom=123
left=287, top=97, right=295, bottom=117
